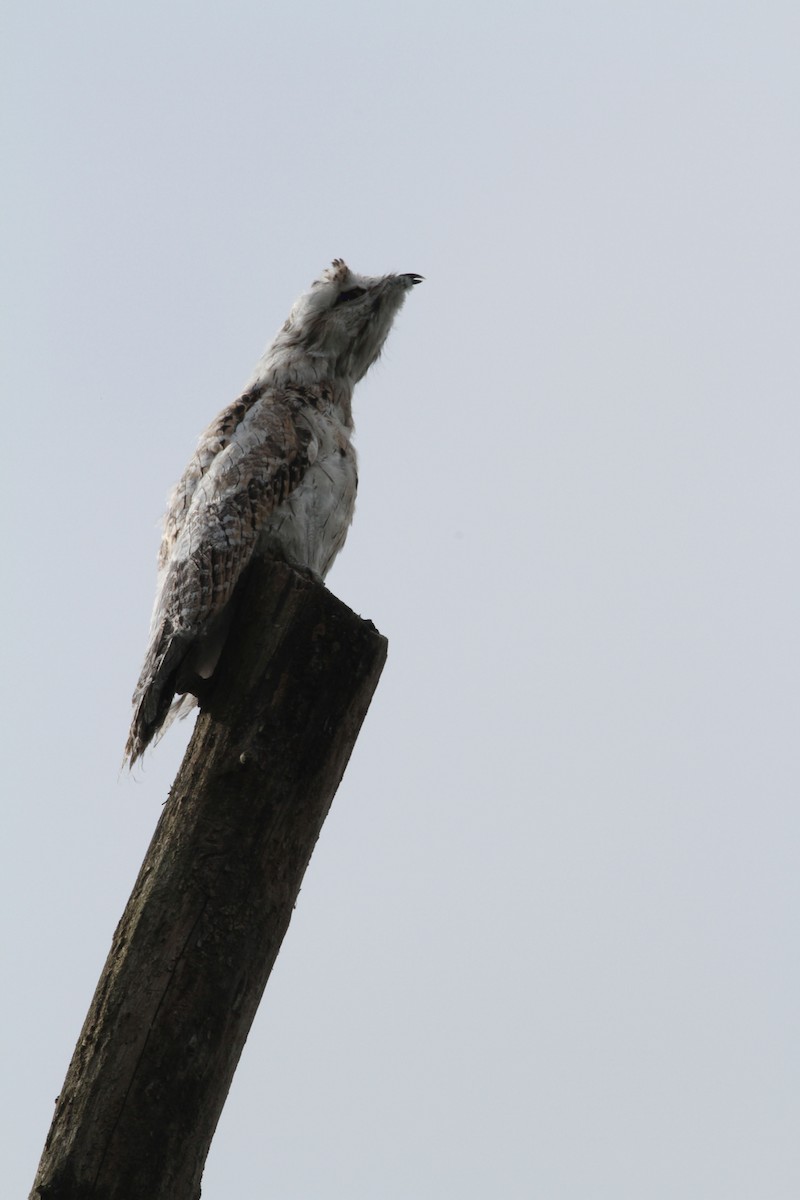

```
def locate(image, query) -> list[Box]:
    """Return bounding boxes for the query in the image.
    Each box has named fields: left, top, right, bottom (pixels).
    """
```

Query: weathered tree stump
left=30, top=558, right=388, bottom=1200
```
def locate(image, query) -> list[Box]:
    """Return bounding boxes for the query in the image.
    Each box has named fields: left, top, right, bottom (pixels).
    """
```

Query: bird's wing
left=157, top=383, right=269, bottom=574
left=125, top=387, right=316, bottom=764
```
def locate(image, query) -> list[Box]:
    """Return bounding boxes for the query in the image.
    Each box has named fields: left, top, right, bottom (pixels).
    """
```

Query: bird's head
left=273, top=259, right=423, bottom=384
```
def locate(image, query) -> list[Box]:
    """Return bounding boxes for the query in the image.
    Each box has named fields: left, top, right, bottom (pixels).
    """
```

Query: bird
left=124, top=259, right=421, bottom=765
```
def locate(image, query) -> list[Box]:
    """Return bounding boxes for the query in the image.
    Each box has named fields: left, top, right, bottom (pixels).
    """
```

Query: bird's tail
left=123, top=624, right=192, bottom=767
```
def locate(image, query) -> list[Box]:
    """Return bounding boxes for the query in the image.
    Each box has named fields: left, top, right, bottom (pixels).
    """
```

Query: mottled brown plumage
left=124, top=261, right=421, bottom=764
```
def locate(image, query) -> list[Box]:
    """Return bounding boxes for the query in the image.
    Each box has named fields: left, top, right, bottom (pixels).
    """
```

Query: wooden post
left=30, top=559, right=388, bottom=1200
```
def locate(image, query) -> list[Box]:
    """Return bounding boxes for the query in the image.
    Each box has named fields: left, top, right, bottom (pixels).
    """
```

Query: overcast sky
left=4, top=3, right=800, bottom=1197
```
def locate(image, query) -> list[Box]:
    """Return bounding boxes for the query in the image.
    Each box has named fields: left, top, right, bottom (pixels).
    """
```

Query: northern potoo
left=124, top=260, right=421, bottom=764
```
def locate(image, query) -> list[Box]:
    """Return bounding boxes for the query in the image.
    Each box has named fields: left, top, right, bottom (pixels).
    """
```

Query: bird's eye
left=335, top=286, right=367, bottom=306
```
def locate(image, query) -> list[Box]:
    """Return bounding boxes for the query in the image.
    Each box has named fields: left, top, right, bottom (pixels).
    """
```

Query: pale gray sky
left=4, top=3, right=800, bottom=1197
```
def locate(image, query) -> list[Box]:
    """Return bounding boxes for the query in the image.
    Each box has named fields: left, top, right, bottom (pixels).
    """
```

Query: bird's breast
left=257, top=423, right=357, bottom=579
